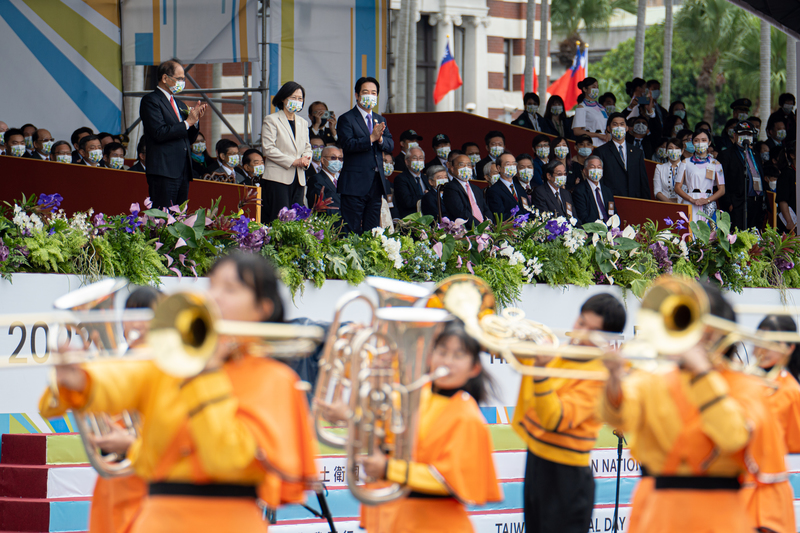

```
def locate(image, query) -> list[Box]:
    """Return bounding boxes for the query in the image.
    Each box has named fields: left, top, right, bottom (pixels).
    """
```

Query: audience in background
left=306, top=145, right=342, bottom=216
left=205, top=138, right=239, bottom=183
left=512, top=92, right=546, bottom=132
left=476, top=130, right=505, bottom=181
left=130, top=138, right=146, bottom=173
left=486, top=151, right=528, bottom=221
left=420, top=165, right=448, bottom=219
left=394, top=147, right=429, bottom=219
left=427, top=133, right=451, bottom=171
left=103, top=142, right=126, bottom=170
left=51, top=140, right=72, bottom=163
left=24, top=128, right=53, bottom=161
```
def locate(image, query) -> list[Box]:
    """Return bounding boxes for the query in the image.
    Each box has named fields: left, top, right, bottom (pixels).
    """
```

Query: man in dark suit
left=306, top=145, right=342, bottom=215
left=393, top=147, right=429, bottom=219
left=533, top=160, right=576, bottom=221
left=718, top=121, right=766, bottom=230
left=573, top=156, right=616, bottom=225
left=139, top=59, right=206, bottom=209
left=420, top=165, right=449, bottom=220
left=337, top=76, right=394, bottom=234
left=476, top=130, right=506, bottom=182
left=426, top=133, right=451, bottom=171
left=24, top=129, right=54, bottom=160
left=129, top=138, right=146, bottom=173
left=394, top=129, right=422, bottom=174
left=511, top=92, right=546, bottom=132
left=765, top=115, right=787, bottom=159
left=443, top=153, right=491, bottom=227
left=236, top=149, right=265, bottom=186
left=486, top=152, right=528, bottom=221
left=627, top=116, right=658, bottom=160
left=75, top=135, right=107, bottom=167
left=594, top=113, right=650, bottom=199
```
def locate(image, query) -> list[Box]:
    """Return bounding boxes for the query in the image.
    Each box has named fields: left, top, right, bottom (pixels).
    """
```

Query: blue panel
left=135, top=33, right=153, bottom=65
left=11, top=414, right=38, bottom=434
left=230, top=0, right=237, bottom=62
left=268, top=42, right=279, bottom=101
left=48, top=417, right=71, bottom=434
left=506, top=406, right=515, bottom=421
left=0, top=414, right=9, bottom=457
left=0, top=0, right=121, bottom=132
left=354, top=0, right=375, bottom=78
left=480, top=407, right=497, bottom=424
left=50, top=500, right=91, bottom=532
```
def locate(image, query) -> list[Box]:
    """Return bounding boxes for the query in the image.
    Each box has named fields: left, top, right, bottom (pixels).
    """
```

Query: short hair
left=532, top=134, right=551, bottom=148
left=544, top=158, right=566, bottom=177
left=272, top=81, right=305, bottom=110
left=51, top=140, right=71, bottom=154
left=646, top=79, right=660, bottom=88
left=585, top=154, right=603, bottom=167
left=125, top=286, right=162, bottom=310
left=32, top=129, right=44, bottom=143
left=355, top=76, right=380, bottom=94
left=156, top=59, right=182, bottom=83
left=448, top=149, right=465, bottom=161
left=600, top=92, right=617, bottom=105
left=606, top=112, right=627, bottom=129
left=103, top=142, right=124, bottom=157
left=523, top=92, right=540, bottom=105
left=242, top=148, right=263, bottom=166
left=216, top=138, right=238, bottom=157
left=497, top=151, right=516, bottom=164
left=309, top=133, right=324, bottom=143
left=779, top=93, right=796, bottom=105
left=767, top=114, right=786, bottom=132
left=78, top=134, right=99, bottom=151
left=97, top=132, right=113, bottom=142
left=747, top=116, right=761, bottom=125
left=426, top=165, right=446, bottom=181
left=21, top=123, right=36, bottom=133
left=482, top=161, right=495, bottom=177
left=405, top=147, right=425, bottom=160
left=516, top=153, right=533, bottom=164
left=580, top=294, right=626, bottom=333
left=484, top=130, right=505, bottom=145
left=71, top=126, right=93, bottom=146
left=4, top=128, right=23, bottom=145
left=576, top=134, right=593, bottom=145
left=307, top=101, right=327, bottom=116
left=461, top=142, right=479, bottom=152
left=322, top=145, right=342, bottom=158
left=136, top=137, right=146, bottom=155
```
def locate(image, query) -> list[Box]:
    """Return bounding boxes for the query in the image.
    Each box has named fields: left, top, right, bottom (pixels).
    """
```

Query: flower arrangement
left=2, top=194, right=800, bottom=307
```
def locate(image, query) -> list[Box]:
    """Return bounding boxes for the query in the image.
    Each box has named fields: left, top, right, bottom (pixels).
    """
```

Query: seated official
left=483, top=160, right=500, bottom=186
left=97, top=132, right=114, bottom=149
left=442, top=153, right=491, bottom=227
left=426, top=133, right=451, bottom=171
left=382, top=151, right=400, bottom=219
left=75, top=135, right=106, bottom=167
left=306, top=134, right=326, bottom=180
left=204, top=139, right=239, bottom=183
left=512, top=92, right=546, bottom=132
left=306, top=146, right=342, bottom=216
left=236, top=149, right=265, bottom=186
left=476, top=130, right=506, bottom=181
left=20, top=123, right=36, bottom=155
left=463, top=142, right=482, bottom=178
left=486, top=152, right=529, bottom=221
left=533, top=159, right=576, bottom=222
left=394, top=129, right=423, bottom=174
left=420, top=165, right=449, bottom=220
left=70, top=126, right=93, bottom=164
left=24, top=128, right=54, bottom=160
left=393, top=147, right=429, bottom=219
left=3, top=128, right=26, bottom=157
left=103, top=142, right=126, bottom=170
left=130, top=138, right=147, bottom=172
left=573, top=155, right=615, bottom=224
left=190, top=132, right=213, bottom=177
left=531, top=134, right=551, bottom=188
left=51, top=140, right=73, bottom=164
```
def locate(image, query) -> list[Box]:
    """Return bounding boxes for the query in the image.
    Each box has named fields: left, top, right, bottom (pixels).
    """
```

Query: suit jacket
left=486, top=179, right=528, bottom=221
left=261, top=111, right=312, bottom=186
left=512, top=112, right=546, bottom=132
left=541, top=115, right=574, bottom=140
left=533, top=183, right=575, bottom=222
left=475, top=155, right=495, bottom=181
left=573, top=180, right=616, bottom=225
left=75, top=159, right=108, bottom=168
left=442, top=179, right=491, bottom=227
left=129, top=161, right=146, bottom=173
left=425, top=155, right=448, bottom=172
left=394, top=151, right=408, bottom=173
left=532, top=158, right=547, bottom=188
left=24, top=151, right=46, bottom=160
left=306, top=170, right=341, bottom=215
left=718, top=146, right=764, bottom=213
left=766, top=138, right=783, bottom=158
left=595, top=140, right=650, bottom=199
left=71, top=150, right=82, bottom=164
left=420, top=188, right=447, bottom=220
left=393, top=170, right=430, bottom=218
left=139, top=89, right=200, bottom=180
left=337, top=106, right=394, bottom=197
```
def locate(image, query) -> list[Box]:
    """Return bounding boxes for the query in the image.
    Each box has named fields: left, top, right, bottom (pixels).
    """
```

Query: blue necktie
left=618, top=144, right=626, bottom=170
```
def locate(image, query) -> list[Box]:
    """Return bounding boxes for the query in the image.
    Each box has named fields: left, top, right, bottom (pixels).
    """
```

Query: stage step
left=0, top=497, right=90, bottom=533
left=0, top=464, right=95, bottom=499
left=1, top=435, right=87, bottom=466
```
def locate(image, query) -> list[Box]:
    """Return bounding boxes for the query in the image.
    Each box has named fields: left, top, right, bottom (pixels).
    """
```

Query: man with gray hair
left=306, top=145, right=342, bottom=215
left=392, top=146, right=429, bottom=218
left=572, top=154, right=615, bottom=224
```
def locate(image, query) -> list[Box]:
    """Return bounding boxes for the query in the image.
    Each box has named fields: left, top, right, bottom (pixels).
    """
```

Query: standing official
left=338, top=77, right=394, bottom=233
left=139, top=60, right=205, bottom=209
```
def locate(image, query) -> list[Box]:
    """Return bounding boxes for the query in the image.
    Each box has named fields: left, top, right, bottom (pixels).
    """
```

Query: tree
left=633, top=0, right=647, bottom=78
left=662, top=0, right=673, bottom=105
left=550, top=0, right=636, bottom=66
left=759, top=20, right=771, bottom=138
left=525, top=0, right=536, bottom=95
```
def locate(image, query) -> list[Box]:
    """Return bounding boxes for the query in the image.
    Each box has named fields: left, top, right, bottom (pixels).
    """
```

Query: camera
left=321, top=111, right=332, bottom=121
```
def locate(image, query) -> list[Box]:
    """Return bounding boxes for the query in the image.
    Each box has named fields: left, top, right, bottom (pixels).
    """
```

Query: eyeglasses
left=326, top=156, right=344, bottom=161
left=168, top=74, right=186, bottom=82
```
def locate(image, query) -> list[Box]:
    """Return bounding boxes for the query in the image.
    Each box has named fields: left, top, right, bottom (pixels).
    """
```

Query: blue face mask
left=327, top=159, right=343, bottom=173
left=685, top=142, right=695, bottom=154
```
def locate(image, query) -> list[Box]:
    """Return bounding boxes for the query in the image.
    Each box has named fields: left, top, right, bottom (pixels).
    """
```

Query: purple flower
left=610, top=227, right=623, bottom=238
left=675, top=220, right=687, bottom=231
left=649, top=242, right=673, bottom=273
left=663, top=217, right=674, bottom=226
left=310, top=228, right=324, bottom=241
left=37, top=193, right=63, bottom=213
left=16, top=245, right=29, bottom=259
left=776, top=257, right=795, bottom=272
left=513, top=212, right=530, bottom=228
left=510, top=206, right=520, bottom=217
left=232, top=215, right=250, bottom=236
left=123, top=209, right=143, bottom=233
left=291, top=203, right=312, bottom=220
left=0, top=238, right=8, bottom=262
left=438, top=217, right=467, bottom=238
left=278, top=207, right=297, bottom=222
left=237, top=227, right=269, bottom=252
left=545, top=219, right=568, bottom=241
left=48, top=227, right=55, bottom=236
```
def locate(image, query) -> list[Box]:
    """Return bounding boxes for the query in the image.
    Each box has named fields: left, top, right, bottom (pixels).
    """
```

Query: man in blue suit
left=337, top=77, right=394, bottom=233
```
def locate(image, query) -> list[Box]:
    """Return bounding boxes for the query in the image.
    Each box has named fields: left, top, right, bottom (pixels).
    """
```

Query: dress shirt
left=157, top=86, right=191, bottom=130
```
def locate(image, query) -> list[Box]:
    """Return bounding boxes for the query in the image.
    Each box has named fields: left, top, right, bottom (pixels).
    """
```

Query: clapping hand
left=370, top=121, right=386, bottom=143
left=187, top=101, right=207, bottom=126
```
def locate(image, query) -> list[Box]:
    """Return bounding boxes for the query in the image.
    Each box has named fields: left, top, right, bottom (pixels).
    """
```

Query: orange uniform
left=365, top=386, right=502, bottom=532
left=766, top=370, right=800, bottom=452
left=89, top=475, right=148, bottom=533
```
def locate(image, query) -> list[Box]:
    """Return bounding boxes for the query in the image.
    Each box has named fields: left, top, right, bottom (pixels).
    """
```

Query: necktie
left=169, top=96, right=181, bottom=120
left=418, top=177, right=426, bottom=195
left=618, top=144, right=626, bottom=169
left=367, top=114, right=373, bottom=133
left=635, top=139, right=641, bottom=149
left=511, top=184, right=518, bottom=201
left=555, top=190, right=561, bottom=210
left=595, top=187, right=607, bottom=221
left=465, top=183, right=484, bottom=222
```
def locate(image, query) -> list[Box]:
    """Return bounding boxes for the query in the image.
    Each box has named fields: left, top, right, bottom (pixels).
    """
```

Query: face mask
left=667, top=148, right=682, bottom=161
left=611, top=126, right=626, bottom=141
left=169, top=80, right=185, bottom=94
left=526, top=104, right=538, bottom=114
left=88, top=149, right=103, bottom=163
left=783, top=103, right=796, bottom=114
left=10, top=144, right=26, bottom=157
left=684, top=142, right=695, bottom=154
left=56, top=154, right=71, bottom=163
left=109, top=156, right=125, bottom=169
left=605, top=105, right=616, bottom=115
left=407, top=141, right=419, bottom=150
left=587, top=168, right=603, bottom=182
left=577, top=147, right=592, bottom=157
left=360, top=94, right=378, bottom=110
left=650, top=89, right=660, bottom=101
left=410, top=160, right=425, bottom=173
left=436, top=178, right=448, bottom=187
left=554, top=174, right=567, bottom=188
left=588, top=88, right=600, bottom=101
left=312, top=146, right=323, bottom=161
left=633, top=123, right=648, bottom=135
left=554, top=146, right=569, bottom=159
left=536, top=146, right=550, bottom=159
left=674, top=109, right=686, bottom=119
left=737, top=112, right=749, bottom=121
left=468, top=153, right=481, bottom=164
left=489, top=145, right=504, bottom=158
left=656, top=147, right=667, bottom=159
left=674, top=125, right=684, bottom=135
left=728, top=128, right=735, bottom=138
left=694, top=142, right=708, bottom=154
left=489, top=173, right=501, bottom=185
left=227, top=154, right=241, bottom=167
left=41, top=140, right=54, bottom=154
left=457, top=167, right=472, bottom=182
left=738, top=136, right=753, bottom=147
left=761, top=151, right=770, bottom=162
left=24, top=136, right=33, bottom=150
left=253, top=164, right=265, bottom=176
left=767, top=179, right=777, bottom=191
left=776, top=129, right=787, bottom=141
left=551, top=105, right=564, bottom=115
left=192, top=142, right=206, bottom=154
left=327, top=160, right=343, bottom=173
left=286, top=99, right=303, bottom=113
left=383, top=162, right=394, bottom=175
left=518, top=168, right=533, bottom=183
left=503, top=165, right=517, bottom=178
left=436, top=146, right=451, bottom=159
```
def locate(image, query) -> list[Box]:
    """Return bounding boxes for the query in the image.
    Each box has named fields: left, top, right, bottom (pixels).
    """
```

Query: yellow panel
left=80, top=0, right=120, bottom=27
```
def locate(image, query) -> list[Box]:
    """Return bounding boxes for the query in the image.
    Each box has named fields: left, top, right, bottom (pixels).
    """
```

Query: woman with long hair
left=572, top=78, right=610, bottom=147
left=542, top=95, right=573, bottom=139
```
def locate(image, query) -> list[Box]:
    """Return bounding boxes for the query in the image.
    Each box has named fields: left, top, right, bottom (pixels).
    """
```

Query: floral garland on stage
left=2, top=194, right=800, bottom=306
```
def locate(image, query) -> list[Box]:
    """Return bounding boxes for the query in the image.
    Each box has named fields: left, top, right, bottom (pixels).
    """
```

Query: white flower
left=592, top=233, right=600, bottom=246
left=606, top=214, right=620, bottom=229
left=522, top=257, right=543, bottom=282
left=672, top=237, right=679, bottom=245
left=380, top=235, right=403, bottom=269
left=569, top=216, right=578, bottom=226
left=607, top=275, right=615, bottom=285
left=622, top=226, right=636, bottom=239
left=556, top=216, right=567, bottom=226
left=657, top=230, right=672, bottom=241
left=371, top=227, right=384, bottom=237
left=606, top=231, right=615, bottom=245
left=679, top=240, right=689, bottom=259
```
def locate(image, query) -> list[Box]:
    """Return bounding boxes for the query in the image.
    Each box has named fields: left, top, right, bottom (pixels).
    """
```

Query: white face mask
left=554, top=146, right=569, bottom=159
left=776, top=130, right=787, bottom=141
left=227, top=154, right=241, bottom=167
left=41, top=140, right=54, bottom=154
left=489, top=173, right=501, bottom=185
left=667, top=148, right=682, bottom=161
left=489, top=145, right=504, bottom=158
left=169, top=79, right=185, bottom=94
left=633, top=123, right=648, bottom=135
left=526, top=104, right=539, bottom=114
left=783, top=103, right=796, bottom=114
left=285, top=99, right=303, bottom=113
left=611, top=126, right=626, bottom=141
left=468, top=153, right=481, bottom=164
left=536, top=146, right=550, bottom=159
left=410, top=160, right=425, bottom=173
left=577, top=147, right=592, bottom=157
left=436, top=146, right=451, bottom=159
left=551, top=106, right=564, bottom=115
left=24, top=135, right=33, bottom=149
left=554, top=174, right=567, bottom=188
left=10, top=144, right=26, bottom=157
left=695, top=142, right=709, bottom=154
left=588, top=88, right=600, bottom=100
left=88, top=149, right=102, bottom=163
left=109, top=156, right=125, bottom=169
left=360, top=94, right=378, bottom=110
left=767, top=179, right=777, bottom=191
left=436, top=178, right=448, bottom=187
left=383, top=162, right=394, bottom=175
left=518, top=168, right=533, bottom=183
left=587, top=168, right=603, bottom=182
left=457, top=167, right=472, bottom=182
left=407, top=141, right=419, bottom=150
left=738, top=136, right=753, bottom=147
left=503, top=165, right=517, bottom=178
left=738, top=112, right=749, bottom=122
left=253, top=164, right=265, bottom=176
left=605, top=105, right=616, bottom=115
left=312, top=146, right=323, bottom=161
left=192, top=142, right=206, bottom=154
left=56, top=154, right=72, bottom=163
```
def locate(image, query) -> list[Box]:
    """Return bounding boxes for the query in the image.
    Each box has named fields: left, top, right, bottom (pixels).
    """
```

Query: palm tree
left=550, top=0, right=635, bottom=66
left=788, top=36, right=797, bottom=97
left=395, top=0, right=410, bottom=113
left=759, top=19, right=770, bottom=140
left=662, top=0, right=673, bottom=105
left=539, top=0, right=549, bottom=98
left=676, top=0, right=748, bottom=123
left=525, top=0, right=536, bottom=95
left=633, top=0, right=647, bottom=78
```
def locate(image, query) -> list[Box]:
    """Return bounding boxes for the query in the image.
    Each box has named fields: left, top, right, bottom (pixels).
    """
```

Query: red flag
left=547, top=47, right=587, bottom=109
left=433, top=39, right=463, bottom=105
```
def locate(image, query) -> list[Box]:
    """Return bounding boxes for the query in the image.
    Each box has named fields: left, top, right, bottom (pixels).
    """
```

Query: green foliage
left=551, top=0, right=637, bottom=36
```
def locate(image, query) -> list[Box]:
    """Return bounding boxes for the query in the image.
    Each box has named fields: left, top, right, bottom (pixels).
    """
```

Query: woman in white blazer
left=261, top=81, right=313, bottom=222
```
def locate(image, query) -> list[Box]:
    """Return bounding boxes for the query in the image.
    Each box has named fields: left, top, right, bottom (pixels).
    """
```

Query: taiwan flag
left=433, top=39, right=463, bottom=105
left=547, top=46, right=587, bottom=110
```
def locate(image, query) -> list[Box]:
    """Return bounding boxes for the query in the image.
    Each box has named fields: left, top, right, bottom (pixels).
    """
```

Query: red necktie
left=169, top=95, right=181, bottom=120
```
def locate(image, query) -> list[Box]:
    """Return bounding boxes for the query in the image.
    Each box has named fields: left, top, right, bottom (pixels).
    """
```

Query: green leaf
left=441, top=234, right=456, bottom=263
left=692, top=221, right=711, bottom=243
left=144, top=208, right=169, bottom=219
left=615, top=237, right=640, bottom=251
left=582, top=222, right=608, bottom=234
left=192, top=208, right=207, bottom=240
left=716, top=211, right=731, bottom=236
left=631, top=279, right=649, bottom=298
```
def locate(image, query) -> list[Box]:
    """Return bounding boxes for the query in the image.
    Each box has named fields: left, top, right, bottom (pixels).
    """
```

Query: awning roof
left=726, top=0, right=800, bottom=40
